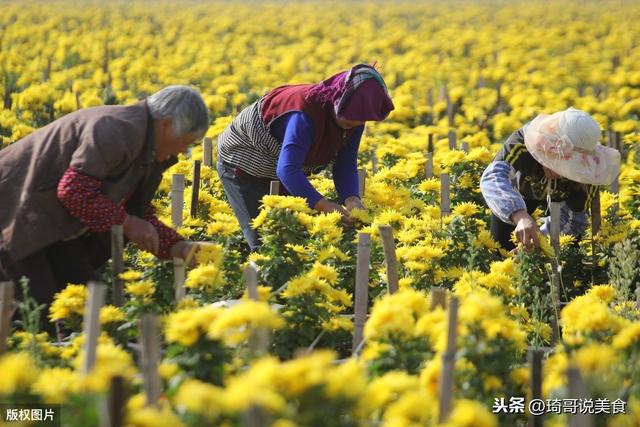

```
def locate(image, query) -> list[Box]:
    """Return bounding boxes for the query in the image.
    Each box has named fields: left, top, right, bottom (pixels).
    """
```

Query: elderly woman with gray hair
left=0, top=85, right=209, bottom=322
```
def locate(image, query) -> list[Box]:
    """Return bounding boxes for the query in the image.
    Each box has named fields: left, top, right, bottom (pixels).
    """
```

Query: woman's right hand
left=511, top=210, right=539, bottom=251
left=314, top=198, right=352, bottom=226
left=123, top=214, right=160, bottom=254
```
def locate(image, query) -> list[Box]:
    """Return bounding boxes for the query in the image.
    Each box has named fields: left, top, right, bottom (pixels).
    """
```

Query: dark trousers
left=490, top=199, right=543, bottom=251
left=0, top=233, right=110, bottom=333
left=217, top=161, right=273, bottom=251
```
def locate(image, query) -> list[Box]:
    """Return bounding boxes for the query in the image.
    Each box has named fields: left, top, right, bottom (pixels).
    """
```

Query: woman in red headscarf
left=217, top=63, right=394, bottom=250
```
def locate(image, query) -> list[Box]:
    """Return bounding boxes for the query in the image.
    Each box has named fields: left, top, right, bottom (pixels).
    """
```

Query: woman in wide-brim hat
left=480, top=107, right=621, bottom=251
left=217, top=63, right=394, bottom=250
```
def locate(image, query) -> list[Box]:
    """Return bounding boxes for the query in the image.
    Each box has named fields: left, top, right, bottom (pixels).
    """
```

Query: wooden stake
left=171, top=174, right=185, bottom=228
left=590, top=191, right=601, bottom=285
left=567, top=367, right=594, bottom=427
left=438, top=296, right=459, bottom=423
left=269, top=180, right=280, bottom=196
left=447, top=130, right=457, bottom=150
left=425, top=152, right=434, bottom=179
left=243, top=261, right=269, bottom=356
left=110, top=225, right=124, bottom=307
left=0, top=281, right=15, bottom=355
left=590, top=191, right=601, bottom=237
left=202, top=137, right=213, bottom=167
left=438, top=84, right=447, bottom=102
left=549, top=202, right=561, bottom=255
left=140, top=314, right=161, bottom=407
left=428, top=133, right=434, bottom=153
left=440, top=174, right=451, bottom=217
left=352, top=233, right=371, bottom=355
left=550, top=313, right=560, bottom=346
left=173, top=258, right=185, bottom=302
left=82, top=282, right=106, bottom=374
left=549, top=202, right=563, bottom=306
left=241, top=406, right=267, bottom=427
left=445, top=91, right=454, bottom=127
left=496, top=83, right=503, bottom=113
left=190, top=160, right=201, bottom=218
left=427, top=88, right=434, bottom=109
left=528, top=347, right=544, bottom=427
left=244, top=262, right=259, bottom=301
left=378, top=225, right=399, bottom=295
left=244, top=262, right=268, bottom=354
left=101, top=375, right=126, bottom=427
left=461, top=141, right=470, bottom=154
left=610, top=174, right=620, bottom=196
left=358, top=168, right=366, bottom=198
left=371, top=147, right=378, bottom=173
left=430, top=287, right=446, bottom=310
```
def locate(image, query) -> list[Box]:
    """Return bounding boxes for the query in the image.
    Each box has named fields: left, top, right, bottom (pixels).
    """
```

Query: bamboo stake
left=190, top=160, right=201, bottom=218
left=352, top=232, right=371, bottom=355
left=110, top=225, right=124, bottom=307
left=358, top=168, right=366, bottom=198
left=0, top=281, right=15, bottom=355
left=447, top=130, right=457, bottom=150
left=244, top=262, right=259, bottom=301
left=438, top=296, right=459, bottom=423
left=445, top=91, right=454, bottom=127
left=528, top=348, right=544, bottom=427
left=244, top=262, right=268, bottom=354
left=590, top=191, right=601, bottom=285
left=171, top=174, right=185, bottom=228
left=82, top=282, right=106, bottom=374
left=549, top=202, right=563, bottom=340
left=567, top=367, right=594, bottom=427
left=371, top=146, right=378, bottom=173
left=140, top=314, right=161, bottom=407
left=173, top=258, right=185, bottom=302
left=430, top=287, right=447, bottom=310
left=378, top=225, right=399, bottom=295
left=549, top=202, right=561, bottom=255
left=440, top=174, right=451, bottom=217
left=202, top=137, right=213, bottom=167
left=241, top=407, right=266, bottom=427
left=425, top=152, right=434, bottom=179
left=269, top=181, right=280, bottom=196
left=101, top=375, right=126, bottom=427
left=425, top=134, right=434, bottom=178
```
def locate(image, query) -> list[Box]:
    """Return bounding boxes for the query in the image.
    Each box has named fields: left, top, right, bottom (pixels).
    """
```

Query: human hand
left=511, top=210, right=539, bottom=251
left=344, top=196, right=365, bottom=211
left=314, top=198, right=352, bottom=226
left=123, top=215, right=159, bottom=254
left=170, top=241, right=200, bottom=268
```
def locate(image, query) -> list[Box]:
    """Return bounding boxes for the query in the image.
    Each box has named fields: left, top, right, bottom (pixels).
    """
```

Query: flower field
left=2, top=1, right=640, bottom=426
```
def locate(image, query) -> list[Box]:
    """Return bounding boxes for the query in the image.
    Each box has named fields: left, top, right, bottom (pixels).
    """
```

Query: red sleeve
left=57, top=167, right=127, bottom=233
left=143, top=207, right=184, bottom=260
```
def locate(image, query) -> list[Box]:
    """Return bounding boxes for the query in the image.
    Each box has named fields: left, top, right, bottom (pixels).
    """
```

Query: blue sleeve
left=539, top=203, right=588, bottom=237
left=479, top=161, right=527, bottom=224
left=332, top=125, right=363, bottom=203
left=274, top=112, right=324, bottom=208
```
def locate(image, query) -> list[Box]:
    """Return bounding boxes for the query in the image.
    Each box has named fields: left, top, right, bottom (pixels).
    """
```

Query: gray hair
left=147, top=85, right=209, bottom=136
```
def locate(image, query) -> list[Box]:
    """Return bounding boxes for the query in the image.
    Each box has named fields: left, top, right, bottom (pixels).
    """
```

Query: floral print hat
left=523, top=107, right=621, bottom=185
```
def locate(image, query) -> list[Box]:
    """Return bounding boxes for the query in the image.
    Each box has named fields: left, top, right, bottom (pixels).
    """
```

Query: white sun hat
left=523, top=107, right=621, bottom=185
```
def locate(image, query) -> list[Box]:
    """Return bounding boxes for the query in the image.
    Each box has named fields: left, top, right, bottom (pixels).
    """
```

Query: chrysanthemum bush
left=2, top=0, right=640, bottom=426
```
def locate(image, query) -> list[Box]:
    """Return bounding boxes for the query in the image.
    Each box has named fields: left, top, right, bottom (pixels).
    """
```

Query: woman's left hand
left=344, top=196, right=364, bottom=211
